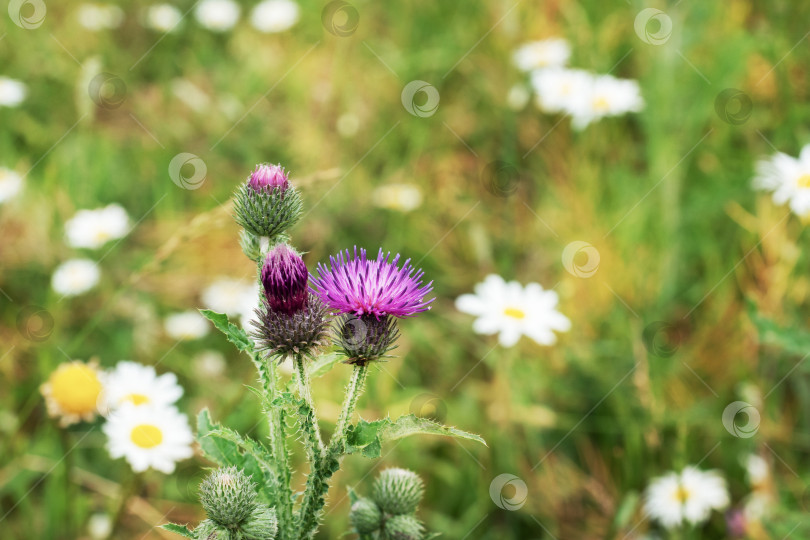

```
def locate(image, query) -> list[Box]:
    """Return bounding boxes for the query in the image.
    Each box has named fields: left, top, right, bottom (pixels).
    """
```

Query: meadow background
left=2, top=0, right=810, bottom=538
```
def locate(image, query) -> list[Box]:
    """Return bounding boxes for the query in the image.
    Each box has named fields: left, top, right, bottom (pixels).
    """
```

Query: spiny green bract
left=382, top=514, right=425, bottom=540
left=233, top=183, right=303, bottom=239
left=372, top=468, right=425, bottom=516
left=240, top=506, right=279, bottom=540
left=199, top=467, right=258, bottom=528
left=349, top=497, right=383, bottom=534
left=193, top=519, right=230, bottom=539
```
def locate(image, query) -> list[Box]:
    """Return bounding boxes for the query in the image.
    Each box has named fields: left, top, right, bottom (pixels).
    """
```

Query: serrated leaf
left=196, top=410, right=266, bottom=488
left=199, top=309, right=255, bottom=352
left=307, top=352, right=344, bottom=378
left=160, top=523, right=195, bottom=538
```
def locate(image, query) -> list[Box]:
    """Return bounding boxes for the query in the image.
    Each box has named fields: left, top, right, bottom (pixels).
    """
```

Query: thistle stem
left=296, top=363, right=369, bottom=540
left=294, top=354, right=325, bottom=458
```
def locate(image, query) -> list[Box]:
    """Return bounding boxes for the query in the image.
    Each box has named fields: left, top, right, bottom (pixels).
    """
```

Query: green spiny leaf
left=160, top=523, right=195, bottom=538
left=199, top=309, right=255, bottom=352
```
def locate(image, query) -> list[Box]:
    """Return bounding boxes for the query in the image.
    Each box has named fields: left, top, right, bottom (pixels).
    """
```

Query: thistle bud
left=199, top=467, right=258, bottom=528
left=193, top=519, right=230, bottom=540
left=234, top=163, right=303, bottom=239
left=240, top=505, right=279, bottom=540
left=248, top=164, right=290, bottom=193
left=349, top=497, right=383, bottom=534
left=253, top=293, right=331, bottom=361
left=372, top=468, right=424, bottom=516
left=337, top=314, right=400, bottom=365
left=382, top=514, right=425, bottom=540
left=261, top=244, right=309, bottom=315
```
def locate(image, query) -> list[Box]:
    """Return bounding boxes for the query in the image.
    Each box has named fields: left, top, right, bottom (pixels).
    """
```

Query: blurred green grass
left=3, top=0, right=810, bottom=538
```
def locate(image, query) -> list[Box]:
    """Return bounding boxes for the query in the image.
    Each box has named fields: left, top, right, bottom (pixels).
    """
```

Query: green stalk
left=297, top=363, right=369, bottom=540
left=294, top=354, right=325, bottom=461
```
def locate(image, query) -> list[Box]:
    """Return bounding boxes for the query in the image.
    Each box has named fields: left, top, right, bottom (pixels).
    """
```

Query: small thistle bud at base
left=337, top=314, right=400, bottom=365
left=349, top=497, right=383, bottom=534
left=194, top=519, right=230, bottom=540
left=199, top=467, right=258, bottom=528
left=383, top=514, right=425, bottom=540
left=372, top=468, right=424, bottom=516
left=240, top=229, right=263, bottom=262
left=240, top=506, right=279, bottom=540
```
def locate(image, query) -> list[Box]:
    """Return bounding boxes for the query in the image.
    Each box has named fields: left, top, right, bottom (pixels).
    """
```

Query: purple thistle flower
left=248, top=163, right=290, bottom=193
left=261, top=244, right=309, bottom=315
left=310, top=247, right=434, bottom=318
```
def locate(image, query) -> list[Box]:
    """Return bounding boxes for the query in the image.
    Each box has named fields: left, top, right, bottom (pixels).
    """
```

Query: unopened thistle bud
left=261, top=244, right=309, bottom=315
left=193, top=519, right=230, bottom=540
left=234, top=163, right=303, bottom=239
left=372, top=468, right=424, bottom=516
left=199, top=467, right=258, bottom=528
left=240, top=506, right=279, bottom=540
left=337, top=314, right=400, bottom=365
left=349, top=497, right=383, bottom=534
left=253, top=293, right=331, bottom=360
left=383, top=514, right=425, bottom=540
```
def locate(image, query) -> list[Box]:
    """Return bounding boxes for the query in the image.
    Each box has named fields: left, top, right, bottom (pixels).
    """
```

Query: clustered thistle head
left=197, top=467, right=278, bottom=539
left=234, top=162, right=302, bottom=241
left=337, top=314, right=401, bottom=365
left=349, top=467, right=426, bottom=540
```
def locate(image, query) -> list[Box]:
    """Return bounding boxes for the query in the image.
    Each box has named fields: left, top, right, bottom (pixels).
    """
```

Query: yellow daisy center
left=673, top=485, right=691, bottom=503
left=503, top=307, right=526, bottom=320
left=797, top=174, right=810, bottom=189
left=47, top=363, right=102, bottom=415
left=124, top=393, right=150, bottom=406
left=593, top=96, right=611, bottom=111
left=94, top=230, right=111, bottom=243
left=130, top=424, right=163, bottom=449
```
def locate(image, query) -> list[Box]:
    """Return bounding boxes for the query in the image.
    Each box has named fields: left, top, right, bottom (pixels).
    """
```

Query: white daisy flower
left=512, top=39, right=571, bottom=72
left=103, top=403, right=193, bottom=473
left=100, top=360, right=183, bottom=413
left=0, top=168, right=23, bottom=204
left=455, top=274, right=571, bottom=347
left=195, top=0, right=240, bottom=32
left=0, top=77, right=27, bottom=107
left=567, top=74, right=644, bottom=130
left=754, top=144, right=810, bottom=217
left=193, top=350, right=226, bottom=378
left=529, top=67, right=593, bottom=114
left=372, top=183, right=424, bottom=212
left=145, top=4, right=183, bottom=32
left=250, top=0, right=300, bottom=33
left=644, top=466, right=730, bottom=529
left=77, top=4, right=125, bottom=31
left=51, top=259, right=101, bottom=297
left=65, top=204, right=130, bottom=250
left=202, top=277, right=257, bottom=317
left=164, top=311, right=210, bottom=340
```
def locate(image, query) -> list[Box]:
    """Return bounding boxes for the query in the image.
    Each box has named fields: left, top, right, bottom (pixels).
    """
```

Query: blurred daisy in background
left=530, top=67, right=592, bottom=115
left=372, top=183, right=424, bottom=212
left=743, top=453, right=774, bottom=521
left=455, top=274, right=570, bottom=347
left=754, top=143, right=810, bottom=217
left=103, top=403, right=193, bottom=473
left=506, top=84, right=530, bottom=110
left=100, top=361, right=183, bottom=413
left=644, top=466, right=730, bottom=529
left=567, top=74, right=644, bottom=130
left=193, top=350, right=226, bottom=378
left=145, top=3, right=183, bottom=32
left=195, top=0, right=240, bottom=32
left=0, top=77, right=27, bottom=107
left=164, top=311, right=210, bottom=340
left=40, top=360, right=103, bottom=426
left=512, top=38, right=570, bottom=72
left=202, top=277, right=256, bottom=317
left=51, top=259, right=101, bottom=297
left=250, top=0, right=300, bottom=33
left=0, top=167, right=23, bottom=204
left=77, top=4, right=124, bottom=31
left=65, top=204, right=130, bottom=250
